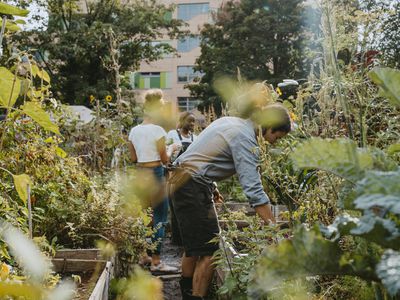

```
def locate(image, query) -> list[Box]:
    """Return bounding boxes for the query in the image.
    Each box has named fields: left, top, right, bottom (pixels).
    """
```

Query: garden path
left=156, top=237, right=183, bottom=299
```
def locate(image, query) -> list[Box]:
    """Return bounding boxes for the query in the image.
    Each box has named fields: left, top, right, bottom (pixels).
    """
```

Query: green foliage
left=254, top=141, right=400, bottom=296
left=218, top=176, right=247, bottom=202
left=12, top=174, right=32, bottom=204
left=110, top=267, right=163, bottom=300
left=0, top=222, right=75, bottom=299
left=369, top=67, right=400, bottom=107
left=376, top=250, right=400, bottom=296
left=0, top=67, right=21, bottom=108
left=21, top=102, right=61, bottom=135
left=214, top=210, right=290, bottom=299
left=12, top=0, right=186, bottom=105
left=189, top=0, right=306, bottom=113
left=0, top=2, right=29, bottom=16
left=60, top=100, right=131, bottom=173
left=291, top=138, right=396, bottom=182
left=354, top=170, right=400, bottom=215
left=378, top=2, right=400, bottom=69
left=253, top=226, right=374, bottom=293
left=316, top=276, right=376, bottom=300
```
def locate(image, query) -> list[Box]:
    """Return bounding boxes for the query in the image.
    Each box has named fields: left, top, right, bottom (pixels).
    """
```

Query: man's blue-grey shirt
left=175, top=116, right=270, bottom=207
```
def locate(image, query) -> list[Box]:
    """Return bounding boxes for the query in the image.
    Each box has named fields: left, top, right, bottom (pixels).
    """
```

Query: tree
left=11, top=0, right=185, bottom=105
left=379, top=2, right=400, bottom=69
left=188, top=0, right=306, bottom=114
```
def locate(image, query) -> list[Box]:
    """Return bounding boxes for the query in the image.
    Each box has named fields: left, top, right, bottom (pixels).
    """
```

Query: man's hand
left=254, top=204, right=276, bottom=225
left=213, top=187, right=224, bottom=204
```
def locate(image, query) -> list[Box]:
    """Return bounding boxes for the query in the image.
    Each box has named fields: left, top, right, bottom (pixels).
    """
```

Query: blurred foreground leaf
left=115, top=267, right=163, bottom=300
left=214, top=77, right=275, bottom=117
left=354, top=169, right=400, bottom=215
left=369, top=67, right=400, bottom=107
left=0, top=282, right=43, bottom=299
left=0, top=222, right=51, bottom=281
left=0, top=2, right=29, bottom=16
left=376, top=250, right=400, bottom=296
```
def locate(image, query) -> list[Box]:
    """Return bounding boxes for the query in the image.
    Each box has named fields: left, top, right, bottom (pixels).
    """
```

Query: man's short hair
left=255, top=104, right=292, bottom=133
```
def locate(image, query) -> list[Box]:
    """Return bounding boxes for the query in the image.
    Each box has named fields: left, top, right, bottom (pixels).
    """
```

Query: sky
left=11, top=0, right=48, bottom=30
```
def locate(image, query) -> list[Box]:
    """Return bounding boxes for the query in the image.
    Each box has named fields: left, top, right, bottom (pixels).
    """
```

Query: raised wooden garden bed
left=215, top=203, right=288, bottom=292
left=52, top=249, right=114, bottom=300
left=216, top=202, right=288, bottom=229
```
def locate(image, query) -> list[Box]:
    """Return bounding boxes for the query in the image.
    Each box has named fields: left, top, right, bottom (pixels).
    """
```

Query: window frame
left=177, top=3, right=210, bottom=21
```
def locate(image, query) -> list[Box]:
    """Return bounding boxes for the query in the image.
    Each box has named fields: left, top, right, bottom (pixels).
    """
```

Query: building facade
left=131, top=0, right=223, bottom=111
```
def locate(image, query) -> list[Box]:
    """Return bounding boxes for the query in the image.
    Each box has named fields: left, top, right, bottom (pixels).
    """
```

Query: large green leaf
left=12, top=174, right=32, bottom=204
left=0, top=67, right=21, bottom=108
left=5, top=20, right=22, bottom=32
left=376, top=250, right=400, bottom=296
left=251, top=225, right=378, bottom=294
left=20, top=102, right=60, bottom=135
left=350, top=214, right=400, bottom=250
left=321, top=214, right=358, bottom=240
left=354, top=170, right=400, bottom=215
left=369, top=67, right=400, bottom=107
left=322, top=212, right=400, bottom=250
left=0, top=2, right=29, bottom=16
left=290, top=138, right=374, bottom=182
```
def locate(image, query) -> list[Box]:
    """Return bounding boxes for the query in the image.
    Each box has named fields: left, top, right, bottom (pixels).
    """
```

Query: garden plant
left=0, top=0, right=399, bottom=299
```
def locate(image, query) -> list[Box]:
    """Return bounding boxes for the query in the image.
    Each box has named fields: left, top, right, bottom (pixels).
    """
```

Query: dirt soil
left=157, top=237, right=183, bottom=300
left=62, top=270, right=99, bottom=300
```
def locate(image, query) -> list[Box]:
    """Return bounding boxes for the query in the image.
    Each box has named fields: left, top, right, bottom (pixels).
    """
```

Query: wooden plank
left=54, top=249, right=101, bottom=260
left=216, top=202, right=256, bottom=215
left=89, top=261, right=113, bottom=300
left=157, top=274, right=182, bottom=281
left=51, top=258, right=106, bottom=273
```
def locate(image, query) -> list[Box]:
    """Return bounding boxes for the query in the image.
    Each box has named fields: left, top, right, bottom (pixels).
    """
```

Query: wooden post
left=27, top=184, right=33, bottom=239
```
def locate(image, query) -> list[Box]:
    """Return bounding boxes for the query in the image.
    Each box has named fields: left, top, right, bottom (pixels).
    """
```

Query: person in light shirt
left=167, top=112, right=197, bottom=163
left=166, top=112, right=198, bottom=247
left=168, top=104, right=292, bottom=299
left=128, top=89, right=178, bottom=273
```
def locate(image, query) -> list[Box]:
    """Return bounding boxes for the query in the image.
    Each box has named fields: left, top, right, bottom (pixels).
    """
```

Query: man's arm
left=230, top=135, right=275, bottom=224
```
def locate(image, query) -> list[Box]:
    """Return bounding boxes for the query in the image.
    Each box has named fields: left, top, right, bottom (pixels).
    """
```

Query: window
left=177, top=36, right=200, bottom=52
left=177, top=66, right=203, bottom=83
left=177, top=3, right=209, bottom=21
left=131, top=72, right=172, bottom=89
left=178, top=97, right=200, bottom=111
left=139, top=72, right=160, bottom=88
left=150, top=40, right=173, bottom=58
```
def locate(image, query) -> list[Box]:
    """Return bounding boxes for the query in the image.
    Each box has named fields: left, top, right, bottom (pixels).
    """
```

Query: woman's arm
left=128, top=142, right=138, bottom=163
left=156, top=136, right=169, bottom=165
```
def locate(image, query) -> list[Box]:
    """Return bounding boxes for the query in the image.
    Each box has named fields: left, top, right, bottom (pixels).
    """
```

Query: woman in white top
left=128, top=89, right=177, bottom=273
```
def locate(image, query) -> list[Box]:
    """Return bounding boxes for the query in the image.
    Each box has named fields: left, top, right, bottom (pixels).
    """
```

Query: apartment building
left=131, top=0, right=223, bottom=111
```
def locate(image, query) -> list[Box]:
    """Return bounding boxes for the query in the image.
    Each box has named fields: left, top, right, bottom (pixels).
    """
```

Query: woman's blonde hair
left=143, top=89, right=164, bottom=115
